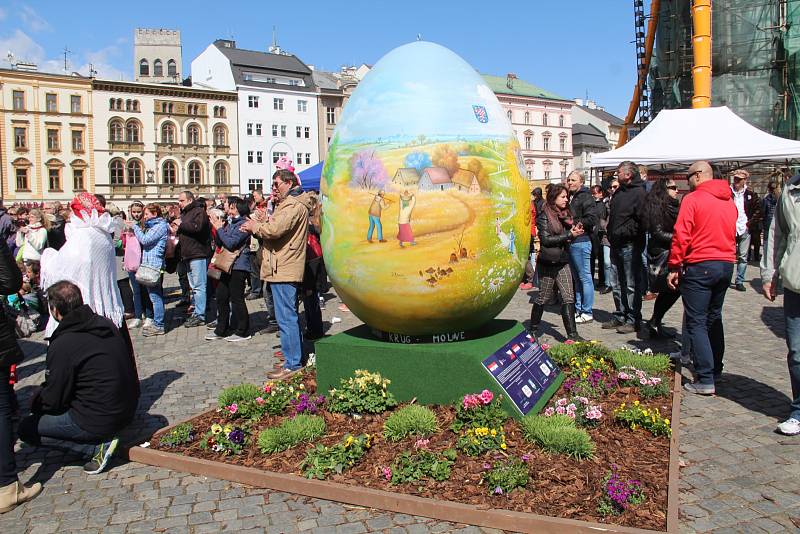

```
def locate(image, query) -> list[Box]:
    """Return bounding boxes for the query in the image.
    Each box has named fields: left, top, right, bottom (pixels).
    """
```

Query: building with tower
left=134, top=28, right=183, bottom=84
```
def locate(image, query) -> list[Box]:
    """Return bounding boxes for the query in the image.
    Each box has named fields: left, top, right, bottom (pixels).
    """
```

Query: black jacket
left=645, top=197, right=679, bottom=257
left=536, top=207, right=573, bottom=265
left=34, top=305, right=139, bottom=437
left=608, top=177, right=647, bottom=247
left=178, top=200, right=212, bottom=261
left=0, top=240, right=23, bottom=368
left=568, top=186, right=597, bottom=243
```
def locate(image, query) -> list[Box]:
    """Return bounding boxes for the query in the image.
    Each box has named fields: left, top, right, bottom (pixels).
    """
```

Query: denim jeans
left=0, top=366, right=18, bottom=486
left=147, top=279, right=165, bottom=329
left=610, top=243, right=644, bottom=325
left=263, top=283, right=277, bottom=325
left=271, top=282, right=304, bottom=370
left=569, top=240, right=594, bottom=316
left=128, top=272, right=153, bottom=320
left=784, top=289, right=800, bottom=421
left=604, top=244, right=623, bottom=320
left=680, top=261, right=734, bottom=385
left=367, top=215, right=384, bottom=241
left=18, top=410, right=106, bottom=459
left=735, top=231, right=751, bottom=284
left=187, top=258, right=209, bottom=320
left=249, top=254, right=262, bottom=296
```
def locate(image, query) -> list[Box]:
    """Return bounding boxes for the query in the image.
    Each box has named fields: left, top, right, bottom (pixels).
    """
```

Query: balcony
left=213, top=145, right=230, bottom=155
left=109, top=141, right=145, bottom=152
left=111, top=184, right=147, bottom=196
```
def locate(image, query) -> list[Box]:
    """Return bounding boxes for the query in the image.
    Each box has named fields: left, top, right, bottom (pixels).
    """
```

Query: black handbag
left=646, top=249, right=670, bottom=293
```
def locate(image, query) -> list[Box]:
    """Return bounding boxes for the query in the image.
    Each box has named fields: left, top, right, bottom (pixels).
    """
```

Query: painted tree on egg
left=350, top=150, right=389, bottom=190
left=404, top=151, right=432, bottom=173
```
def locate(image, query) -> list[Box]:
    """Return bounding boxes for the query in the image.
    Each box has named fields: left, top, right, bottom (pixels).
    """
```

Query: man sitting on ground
left=19, top=280, right=140, bottom=475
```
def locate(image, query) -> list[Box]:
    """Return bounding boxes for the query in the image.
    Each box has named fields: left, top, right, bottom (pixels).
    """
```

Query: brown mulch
left=152, top=372, right=672, bottom=531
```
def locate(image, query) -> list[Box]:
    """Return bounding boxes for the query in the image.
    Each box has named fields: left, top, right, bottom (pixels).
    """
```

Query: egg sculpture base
left=314, top=319, right=563, bottom=419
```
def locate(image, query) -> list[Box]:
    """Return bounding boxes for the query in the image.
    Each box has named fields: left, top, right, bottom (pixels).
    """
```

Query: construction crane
left=618, top=0, right=712, bottom=146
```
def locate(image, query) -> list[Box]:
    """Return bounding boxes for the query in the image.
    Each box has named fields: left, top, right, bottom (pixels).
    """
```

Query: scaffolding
left=649, top=0, right=800, bottom=140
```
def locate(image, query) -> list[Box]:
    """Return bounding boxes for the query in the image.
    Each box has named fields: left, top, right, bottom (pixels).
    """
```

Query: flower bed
left=136, top=343, right=680, bottom=532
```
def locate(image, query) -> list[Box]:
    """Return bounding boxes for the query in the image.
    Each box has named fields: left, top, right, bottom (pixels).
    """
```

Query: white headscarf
left=41, top=209, right=125, bottom=338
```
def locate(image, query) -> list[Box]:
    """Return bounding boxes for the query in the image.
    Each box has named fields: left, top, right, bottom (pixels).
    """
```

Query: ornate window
left=214, top=161, right=228, bottom=185
left=524, top=111, right=530, bottom=124
left=125, top=120, right=140, bottom=143
left=167, top=59, right=177, bottom=76
left=161, top=122, right=176, bottom=144
left=162, top=160, right=177, bottom=184
left=187, top=124, right=200, bottom=145
left=542, top=113, right=549, bottom=126
left=127, top=159, right=142, bottom=184
left=139, top=59, right=149, bottom=76
left=15, top=167, right=29, bottom=191
left=188, top=161, right=202, bottom=185
left=110, top=159, right=125, bottom=184
left=48, top=167, right=61, bottom=191
left=154, top=59, right=163, bottom=77
left=559, top=115, right=565, bottom=127
left=213, top=124, right=227, bottom=146
left=109, top=120, right=124, bottom=142
left=73, top=168, right=85, bottom=191
left=525, top=135, right=531, bottom=150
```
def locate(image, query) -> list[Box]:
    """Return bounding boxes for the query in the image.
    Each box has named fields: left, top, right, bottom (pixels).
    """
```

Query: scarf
left=70, top=192, right=104, bottom=219
left=544, top=203, right=573, bottom=235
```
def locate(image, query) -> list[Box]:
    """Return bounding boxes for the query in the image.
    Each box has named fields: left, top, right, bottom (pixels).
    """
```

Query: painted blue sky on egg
left=335, top=42, right=513, bottom=144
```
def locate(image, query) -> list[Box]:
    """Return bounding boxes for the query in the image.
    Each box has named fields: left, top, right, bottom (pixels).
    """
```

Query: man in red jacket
left=667, top=161, right=737, bottom=395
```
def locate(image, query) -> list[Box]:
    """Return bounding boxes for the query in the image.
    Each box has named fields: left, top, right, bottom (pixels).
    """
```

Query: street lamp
left=146, top=169, right=155, bottom=184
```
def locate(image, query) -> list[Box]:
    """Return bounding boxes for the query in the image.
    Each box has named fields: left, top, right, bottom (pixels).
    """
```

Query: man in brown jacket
left=241, top=170, right=313, bottom=379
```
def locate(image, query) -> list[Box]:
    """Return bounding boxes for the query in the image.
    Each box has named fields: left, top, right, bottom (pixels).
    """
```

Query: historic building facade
left=483, top=74, right=574, bottom=187
left=134, top=28, right=183, bottom=84
left=0, top=68, right=94, bottom=204
left=92, top=79, right=239, bottom=205
left=191, top=39, right=319, bottom=192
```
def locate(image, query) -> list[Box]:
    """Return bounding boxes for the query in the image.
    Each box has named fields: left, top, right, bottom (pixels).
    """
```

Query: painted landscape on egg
left=320, top=133, right=530, bottom=335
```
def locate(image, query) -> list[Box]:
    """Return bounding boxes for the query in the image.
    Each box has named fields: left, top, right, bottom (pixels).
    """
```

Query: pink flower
left=483, top=462, right=492, bottom=470
left=567, top=411, right=576, bottom=419
left=567, top=403, right=577, bottom=412
left=521, top=454, right=531, bottom=463
left=255, top=397, right=265, bottom=405
left=618, top=372, right=631, bottom=380
left=541, top=343, right=551, bottom=350
left=639, top=378, right=648, bottom=385
left=556, top=406, right=566, bottom=415
left=543, top=407, right=555, bottom=417
left=413, top=438, right=430, bottom=450
left=556, top=398, right=568, bottom=407
left=227, top=403, right=238, bottom=414
left=382, top=467, right=392, bottom=480
left=576, top=396, right=589, bottom=405
left=263, top=384, right=272, bottom=393
left=479, top=389, right=494, bottom=404
left=651, top=377, right=661, bottom=385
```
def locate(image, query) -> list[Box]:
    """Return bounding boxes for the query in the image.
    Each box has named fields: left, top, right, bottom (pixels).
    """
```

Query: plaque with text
left=481, top=332, right=561, bottom=416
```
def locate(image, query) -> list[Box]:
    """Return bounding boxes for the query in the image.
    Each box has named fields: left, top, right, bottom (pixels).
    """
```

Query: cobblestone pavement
left=0, top=264, right=798, bottom=533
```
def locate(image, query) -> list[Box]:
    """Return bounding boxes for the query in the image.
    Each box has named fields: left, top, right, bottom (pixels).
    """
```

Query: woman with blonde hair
left=16, top=208, right=50, bottom=263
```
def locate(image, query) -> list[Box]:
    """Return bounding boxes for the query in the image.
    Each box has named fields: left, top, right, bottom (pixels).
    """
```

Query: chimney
left=506, top=72, right=517, bottom=89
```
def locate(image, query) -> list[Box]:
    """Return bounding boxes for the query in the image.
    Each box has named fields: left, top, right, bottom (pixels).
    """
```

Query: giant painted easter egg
left=320, top=42, right=530, bottom=336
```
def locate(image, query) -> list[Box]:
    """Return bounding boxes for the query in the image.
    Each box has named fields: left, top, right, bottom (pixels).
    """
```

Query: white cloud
left=0, top=29, right=127, bottom=79
left=20, top=5, right=50, bottom=33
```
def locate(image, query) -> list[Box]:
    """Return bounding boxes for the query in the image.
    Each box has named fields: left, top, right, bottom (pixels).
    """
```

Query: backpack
left=123, top=234, right=142, bottom=273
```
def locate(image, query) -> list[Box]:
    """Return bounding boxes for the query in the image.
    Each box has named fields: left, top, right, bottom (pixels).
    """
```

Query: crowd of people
left=524, top=160, right=798, bottom=437
left=0, top=156, right=797, bottom=513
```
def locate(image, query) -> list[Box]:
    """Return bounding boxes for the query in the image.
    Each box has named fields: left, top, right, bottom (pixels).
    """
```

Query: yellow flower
left=634, top=400, right=640, bottom=406
left=631, top=423, right=637, bottom=430
left=664, top=419, right=670, bottom=425
left=586, top=358, right=594, bottom=364
left=299, top=383, right=305, bottom=390
left=211, top=424, right=222, bottom=435
left=500, top=443, right=507, bottom=450
left=344, top=436, right=354, bottom=447
left=289, top=386, right=294, bottom=393
left=490, top=429, right=497, bottom=437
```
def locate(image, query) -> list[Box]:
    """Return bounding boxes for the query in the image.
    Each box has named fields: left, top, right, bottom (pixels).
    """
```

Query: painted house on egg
left=392, top=167, right=420, bottom=188
left=418, top=167, right=452, bottom=191
left=451, top=169, right=481, bottom=194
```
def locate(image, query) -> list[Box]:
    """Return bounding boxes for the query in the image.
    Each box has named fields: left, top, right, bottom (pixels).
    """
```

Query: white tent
left=590, top=106, right=800, bottom=168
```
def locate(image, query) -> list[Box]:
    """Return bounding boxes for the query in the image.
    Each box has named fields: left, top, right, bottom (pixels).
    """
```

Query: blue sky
left=0, top=1, right=636, bottom=117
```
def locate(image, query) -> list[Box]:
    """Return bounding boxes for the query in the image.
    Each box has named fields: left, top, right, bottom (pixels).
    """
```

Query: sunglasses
left=686, top=171, right=700, bottom=180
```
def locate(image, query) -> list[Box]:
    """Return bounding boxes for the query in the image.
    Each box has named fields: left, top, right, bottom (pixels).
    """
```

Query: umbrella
left=298, top=161, right=324, bottom=191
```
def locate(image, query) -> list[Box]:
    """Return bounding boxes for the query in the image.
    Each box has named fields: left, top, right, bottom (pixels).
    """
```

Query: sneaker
left=205, top=332, right=225, bottom=341
left=142, top=326, right=165, bottom=337
left=777, top=418, right=800, bottom=436
left=575, top=313, right=594, bottom=324
left=735, top=283, right=746, bottom=292
left=319, top=296, right=326, bottom=310
left=598, top=286, right=612, bottom=294
left=143, top=318, right=155, bottom=329
left=184, top=316, right=206, bottom=328
left=127, top=318, right=142, bottom=329
left=84, top=437, right=119, bottom=474
left=601, top=318, right=624, bottom=329
left=669, top=351, right=692, bottom=366
left=683, top=382, right=715, bottom=395
left=616, top=323, right=638, bottom=334
left=225, top=334, right=252, bottom=342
